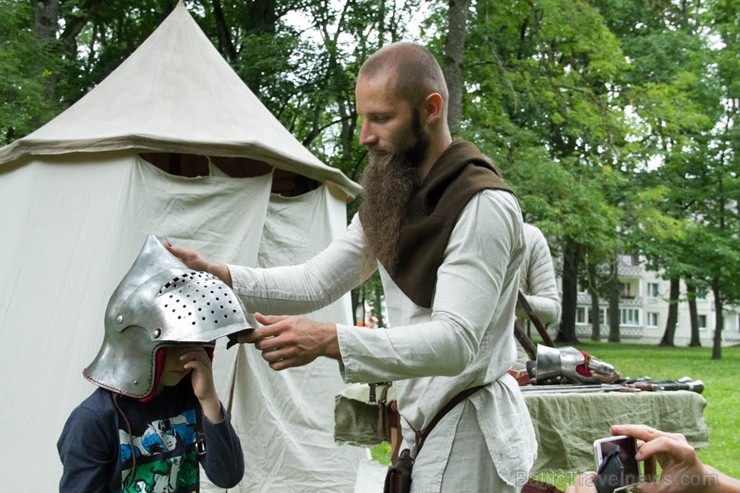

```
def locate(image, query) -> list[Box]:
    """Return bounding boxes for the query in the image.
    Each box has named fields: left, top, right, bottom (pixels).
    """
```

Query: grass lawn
left=370, top=341, right=740, bottom=486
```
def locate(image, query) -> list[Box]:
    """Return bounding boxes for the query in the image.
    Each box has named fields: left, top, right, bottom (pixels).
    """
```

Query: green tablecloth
left=334, top=385, right=708, bottom=474
left=522, top=389, right=708, bottom=474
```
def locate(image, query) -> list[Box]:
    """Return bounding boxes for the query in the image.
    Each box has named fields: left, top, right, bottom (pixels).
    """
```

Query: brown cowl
left=389, top=139, right=514, bottom=308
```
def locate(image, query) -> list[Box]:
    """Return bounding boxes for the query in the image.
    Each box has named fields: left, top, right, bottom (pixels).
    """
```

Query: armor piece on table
left=84, top=235, right=252, bottom=398
left=526, top=344, right=620, bottom=385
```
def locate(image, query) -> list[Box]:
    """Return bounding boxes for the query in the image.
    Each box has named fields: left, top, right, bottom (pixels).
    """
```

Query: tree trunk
left=33, top=0, right=58, bottom=40
left=32, top=0, right=59, bottom=102
left=711, top=277, right=723, bottom=360
left=685, top=279, right=702, bottom=347
left=659, top=278, right=680, bottom=346
left=589, top=288, right=601, bottom=341
left=239, top=0, right=278, bottom=93
left=443, top=0, right=470, bottom=133
left=557, top=239, right=580, bottom=343
left=606, top=259, right=620, bottom=343
left=587, top=263, right=601, bottom=340
left=212, top=0, right=237, bottom=61
left=377, top=0, right=387, bottom=45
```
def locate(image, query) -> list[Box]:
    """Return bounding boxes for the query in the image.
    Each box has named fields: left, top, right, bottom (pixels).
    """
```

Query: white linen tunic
left=518, top=223, right=561, bottom=326
left=229, top=189, right=537, bottom=491
left=514, top=223, right=562, bottom=370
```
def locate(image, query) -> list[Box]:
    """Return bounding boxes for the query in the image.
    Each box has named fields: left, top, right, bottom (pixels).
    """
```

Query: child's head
left=158, top=346, right=198, bottom=388
left=146, top=344, right=213, bottom=396
left=134, top=343, right=218, bottom=402
left=84, top=235, right=252, bottom=399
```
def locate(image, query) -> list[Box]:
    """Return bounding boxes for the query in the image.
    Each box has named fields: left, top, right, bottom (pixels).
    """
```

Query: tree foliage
left=2, top=0, right=737, bottom=355
left=0, top=0, right=60, bottom=143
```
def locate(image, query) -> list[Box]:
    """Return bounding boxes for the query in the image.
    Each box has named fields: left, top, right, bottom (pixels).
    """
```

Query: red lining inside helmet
left=138, top=345, right=215, bottom=403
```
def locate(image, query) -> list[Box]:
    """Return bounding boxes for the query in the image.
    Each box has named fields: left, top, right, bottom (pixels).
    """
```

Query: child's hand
left=181, top=347, right=223, bottom=422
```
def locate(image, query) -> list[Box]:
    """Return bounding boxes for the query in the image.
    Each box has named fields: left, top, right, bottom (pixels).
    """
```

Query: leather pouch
left=383, top=448, right=413, bottom=493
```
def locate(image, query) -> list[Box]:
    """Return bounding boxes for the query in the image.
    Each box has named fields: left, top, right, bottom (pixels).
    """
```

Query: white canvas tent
left=0, top=3, right=373, bottom=491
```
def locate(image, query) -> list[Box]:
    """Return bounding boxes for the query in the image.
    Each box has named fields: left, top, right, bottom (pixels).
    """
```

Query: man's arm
left=165, top=220, right=368, bottom=311
left=519, top=224, right=561, bottom=325
left=168, top=217, right=366, bottom=371
left=335, top=190, right=523, bottom=383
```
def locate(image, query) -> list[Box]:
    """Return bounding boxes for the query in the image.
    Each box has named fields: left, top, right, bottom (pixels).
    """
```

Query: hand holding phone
left=593, top=435, right=640, bottom=493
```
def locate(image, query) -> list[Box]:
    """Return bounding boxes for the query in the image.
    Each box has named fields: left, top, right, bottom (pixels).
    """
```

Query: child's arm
left=181, top=347, right=223, bottom=422
left=57, top=397, right=117, bottom=491
left=181, top=347, right=245, bottom=487
left=200, top=406, right=246, bottom=487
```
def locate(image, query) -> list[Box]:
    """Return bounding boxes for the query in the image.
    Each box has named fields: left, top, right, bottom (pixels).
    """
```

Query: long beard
left=358, top=129, right=428, bottom=276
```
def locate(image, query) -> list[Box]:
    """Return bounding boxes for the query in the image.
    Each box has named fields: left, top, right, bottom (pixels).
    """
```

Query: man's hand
left=241, top=313, right=339, bottom=371
left=164, top=243, right=210, bottom=271
left=164, top=243, right=232, bottom=286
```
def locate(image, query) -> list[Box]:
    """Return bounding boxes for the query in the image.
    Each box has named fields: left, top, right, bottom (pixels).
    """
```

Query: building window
left=647, top=282, right=659, bottom=298
left=619, top=254, right=637, bottom=265
left=590, top=308, right=609, bottom=325
left=620, top=308, right=641, bottom=326
left=576, top=307, right=587, bottom=324
left=647, top=312, right=659, bottom=328
left=620, top=282, right=634, bottom=298
left=696, top=286, right=708, bottom=301
left=698, top=314, right=707, bottom=330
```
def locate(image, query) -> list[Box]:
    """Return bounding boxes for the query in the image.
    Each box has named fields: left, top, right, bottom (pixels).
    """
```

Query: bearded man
left=168, top=41, right=537, bottom=491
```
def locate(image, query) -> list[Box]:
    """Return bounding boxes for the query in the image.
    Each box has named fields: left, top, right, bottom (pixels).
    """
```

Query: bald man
left=168, top=42, right=536, bottom=491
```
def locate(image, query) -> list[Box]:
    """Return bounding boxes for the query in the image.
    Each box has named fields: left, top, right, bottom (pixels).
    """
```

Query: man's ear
left=424, top=92, right=444, bottom=124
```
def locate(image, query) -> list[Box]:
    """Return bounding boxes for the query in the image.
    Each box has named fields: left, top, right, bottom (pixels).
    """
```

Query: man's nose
left=359, top=121, right=377, bottom=146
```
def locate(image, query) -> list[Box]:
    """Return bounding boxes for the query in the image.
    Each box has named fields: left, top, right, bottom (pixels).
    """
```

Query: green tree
left=4, top=0, right=736, bottom=349
left=597, top=0, right=737, bottom=356
left=447, top=0, right=631, bottom=342
left=0, top=0, right=59, bottom=143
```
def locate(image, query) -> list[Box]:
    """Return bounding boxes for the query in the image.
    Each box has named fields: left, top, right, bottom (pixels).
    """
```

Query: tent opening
left=141, top=152, right=320, bottom=196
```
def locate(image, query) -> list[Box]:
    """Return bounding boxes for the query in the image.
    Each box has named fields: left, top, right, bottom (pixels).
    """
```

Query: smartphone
left=593, top=435, right=640, bottom=492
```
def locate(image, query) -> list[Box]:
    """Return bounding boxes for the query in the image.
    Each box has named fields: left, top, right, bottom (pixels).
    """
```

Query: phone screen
left=593, top=435, right=640, bottom=491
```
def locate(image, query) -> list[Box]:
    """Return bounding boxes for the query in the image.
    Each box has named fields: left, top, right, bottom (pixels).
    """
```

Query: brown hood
left=388, top=139, right=514, bottom=308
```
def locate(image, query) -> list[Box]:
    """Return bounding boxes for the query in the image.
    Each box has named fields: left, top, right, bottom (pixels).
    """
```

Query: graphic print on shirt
left=119, top=409, right=199, bottom=492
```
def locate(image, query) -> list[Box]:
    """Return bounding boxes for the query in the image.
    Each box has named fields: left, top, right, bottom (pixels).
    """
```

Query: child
left=57, top=235, right=249, bottom=492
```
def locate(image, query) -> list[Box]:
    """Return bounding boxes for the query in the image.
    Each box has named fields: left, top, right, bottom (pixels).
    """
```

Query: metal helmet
left=527, top=344, right=620, bottom=385
left=84, top=235, right=252, bottom=398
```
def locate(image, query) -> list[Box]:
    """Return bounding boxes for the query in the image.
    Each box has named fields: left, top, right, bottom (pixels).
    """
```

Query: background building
left=569, top=255, right=740, bottom=346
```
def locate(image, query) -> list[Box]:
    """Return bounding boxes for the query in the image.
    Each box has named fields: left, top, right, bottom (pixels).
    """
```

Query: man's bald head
left=358, top=42, right=449, bottom=111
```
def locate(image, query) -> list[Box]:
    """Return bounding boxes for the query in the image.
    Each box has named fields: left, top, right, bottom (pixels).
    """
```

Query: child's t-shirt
left=58, top=379, right=244, bottom=492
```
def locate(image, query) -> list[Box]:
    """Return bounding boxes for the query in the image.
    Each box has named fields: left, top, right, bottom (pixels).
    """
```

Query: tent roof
left=0, top=2, right=361, bottom=198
